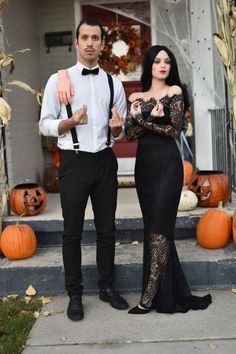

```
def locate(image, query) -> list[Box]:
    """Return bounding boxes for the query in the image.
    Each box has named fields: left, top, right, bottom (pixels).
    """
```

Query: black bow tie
left=82, top=68, right=99, bottom=75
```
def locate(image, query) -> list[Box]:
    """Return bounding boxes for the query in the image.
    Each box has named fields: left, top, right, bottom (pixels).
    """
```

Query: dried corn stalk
left=0, top=2, right=41, bottom=233
left=0, top=96, right=11, bottom=125
left=0, top=0, right=9, bottom=15
left=214, top=0, right=236, bottom=127
left=7, top=80, right=43, bottom=105
left=0, top=48, right=30, bottom=74
left=0, top=148, right=8, bottom=234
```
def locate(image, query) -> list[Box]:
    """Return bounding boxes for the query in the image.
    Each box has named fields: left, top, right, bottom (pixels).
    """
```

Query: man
left=39, top=18, right=128, bottom=321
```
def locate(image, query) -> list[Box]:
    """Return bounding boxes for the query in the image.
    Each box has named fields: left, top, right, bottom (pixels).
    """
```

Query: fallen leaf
left=26, top=285, right=37, bottom=296
left=60, top=336, right=67, bottom=342
left=190, top=241, right=198, bottom=247
left=33, top=311, right=40, bottom=319
left=209, top=343, right=218, bottom=349
left=40, top=296, right=51, bottom=305
left=24, top=296, right=32, bottom=304
left=231, top=288, right=236, bottom=294
left=7, top=294, right=19, bottom=299
left=131, top=240, right=139, bottom=245
left=115, top=242, right=121, bottom=246
left=43, top=310, right=53, bottom=317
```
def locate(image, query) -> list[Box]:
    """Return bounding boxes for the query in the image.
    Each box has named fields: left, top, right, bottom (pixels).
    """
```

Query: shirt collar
left=76, top=61, right=100, bottom=75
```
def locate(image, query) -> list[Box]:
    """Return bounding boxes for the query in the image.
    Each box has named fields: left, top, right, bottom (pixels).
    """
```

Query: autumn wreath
left=99, top=22, right=142, bottom=76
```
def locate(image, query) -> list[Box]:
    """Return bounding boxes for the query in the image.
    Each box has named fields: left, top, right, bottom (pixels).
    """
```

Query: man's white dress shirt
left=39, top=61, right=127, bottom=153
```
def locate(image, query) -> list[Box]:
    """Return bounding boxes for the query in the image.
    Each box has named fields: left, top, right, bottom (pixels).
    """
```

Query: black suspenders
left=106, top=73, right=114, bottom=147
left=65, top=72, right=114, bottom=151
left=65, top=104, right=80, bottom=151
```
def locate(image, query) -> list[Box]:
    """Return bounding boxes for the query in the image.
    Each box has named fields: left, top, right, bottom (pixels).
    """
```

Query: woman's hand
left=57, top=70, right=74, bottom=105
left=150, top=102, right=165, bottom=117
left=130, top=101, right=141, bottom=117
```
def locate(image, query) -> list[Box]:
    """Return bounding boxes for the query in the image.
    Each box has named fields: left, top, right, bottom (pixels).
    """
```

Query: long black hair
left=141, top=45, right=188, bottom=110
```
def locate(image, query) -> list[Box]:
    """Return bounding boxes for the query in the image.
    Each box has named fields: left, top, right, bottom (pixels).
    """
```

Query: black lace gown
left=125, top=94, right=212, bottom=313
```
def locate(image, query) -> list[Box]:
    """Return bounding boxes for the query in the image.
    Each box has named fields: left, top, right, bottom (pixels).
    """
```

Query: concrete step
left=4, top=189, right=235, bottom=246
left=1, top=240, right=236, bottom=297
left=2, top=215, right=200, bottom=246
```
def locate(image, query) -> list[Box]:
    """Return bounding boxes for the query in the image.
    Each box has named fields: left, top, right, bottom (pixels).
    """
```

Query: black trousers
left=59, top=148, right=118, bottom=296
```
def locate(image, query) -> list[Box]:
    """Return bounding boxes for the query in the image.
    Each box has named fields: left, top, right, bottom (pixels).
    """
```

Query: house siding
left=2, top=0, right=77, bottom=187
left=38, top=0, right=76, bottom=87
left=3, top=0, right=44, bottom=187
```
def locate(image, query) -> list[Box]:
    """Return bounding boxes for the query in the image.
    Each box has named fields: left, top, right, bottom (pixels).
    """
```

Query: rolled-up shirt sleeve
left=39, top=74, right=66, bottom=137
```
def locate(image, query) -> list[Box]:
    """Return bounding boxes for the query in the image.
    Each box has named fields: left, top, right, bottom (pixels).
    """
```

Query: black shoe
left=67, top=295, right=84, bottom=321
left=99, top=287, right=129, bottom=310
left=128, top=304, right=150, bottom=314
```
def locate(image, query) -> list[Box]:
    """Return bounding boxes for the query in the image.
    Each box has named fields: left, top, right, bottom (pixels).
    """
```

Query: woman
left=125, top=45, right=211, bottom=314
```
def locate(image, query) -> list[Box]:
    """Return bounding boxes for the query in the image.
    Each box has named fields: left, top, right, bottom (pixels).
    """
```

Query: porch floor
left=4, top=187, right=236, bottom=223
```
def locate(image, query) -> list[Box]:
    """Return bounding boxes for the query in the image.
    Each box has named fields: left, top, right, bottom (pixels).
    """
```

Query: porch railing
left=210, top=108, right=236, bottom=195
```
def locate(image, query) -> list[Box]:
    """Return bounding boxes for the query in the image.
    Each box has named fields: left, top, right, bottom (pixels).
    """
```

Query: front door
left=82, top=3, right=151, bottom=183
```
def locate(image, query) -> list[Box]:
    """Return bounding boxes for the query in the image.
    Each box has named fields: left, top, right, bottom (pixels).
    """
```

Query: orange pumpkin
left=1, top=223, right=37, bottom=260
left=9, top=183, right=46, bottom=216
left=183, top=160, right=193, bottom=185
left=196, top=202, right=231, bottom=249
left=188, top=170, right=229, bottom=207
left=0, top=237, right=1, bottom=255
left=232, top=210, right=236, bottom=244
left=51, top=149, right=60, bottom=167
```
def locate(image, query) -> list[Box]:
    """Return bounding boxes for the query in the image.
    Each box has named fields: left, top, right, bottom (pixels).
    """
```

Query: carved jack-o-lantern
left=9, top=183, right=47, bottom=216
left=187, top=170, right=229, bottom=207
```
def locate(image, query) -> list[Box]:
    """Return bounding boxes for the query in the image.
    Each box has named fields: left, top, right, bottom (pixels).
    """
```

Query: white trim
left=74, top=0, right=82, bottom=30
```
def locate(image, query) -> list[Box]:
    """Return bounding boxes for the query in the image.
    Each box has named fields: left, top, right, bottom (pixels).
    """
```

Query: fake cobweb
left=81, top=0, right=225, bottom=107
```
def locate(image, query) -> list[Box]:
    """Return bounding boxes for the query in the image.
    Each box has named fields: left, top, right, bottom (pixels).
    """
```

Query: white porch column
left=74, top=0, right=82, bottom=30
left=190, top=0, right=216, bottom=169
left=150, top=0, right=158, bottom=44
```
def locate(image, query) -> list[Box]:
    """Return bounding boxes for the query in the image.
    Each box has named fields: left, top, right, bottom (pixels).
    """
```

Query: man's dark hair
left=75, top=18, right=105, bottom=41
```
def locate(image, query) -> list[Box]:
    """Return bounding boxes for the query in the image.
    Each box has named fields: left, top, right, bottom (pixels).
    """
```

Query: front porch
left=1, top=188, right=236, bottom=297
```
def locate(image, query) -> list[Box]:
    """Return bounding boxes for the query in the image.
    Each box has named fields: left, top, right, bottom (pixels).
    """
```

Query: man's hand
left=109, top=107, right=124, bottom=138
left=57, top=70, right=74, bottom=105
left=71, top=105, right=88, bottom=126
left=58, top=105, right=88, bottom=135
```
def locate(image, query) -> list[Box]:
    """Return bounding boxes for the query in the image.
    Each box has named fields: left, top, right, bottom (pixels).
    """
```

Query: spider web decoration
left=82, top=0, right=225, bottom=106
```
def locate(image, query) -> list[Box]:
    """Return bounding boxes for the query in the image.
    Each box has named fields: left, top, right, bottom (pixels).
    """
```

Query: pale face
left=75, top=24, right=104, bottom=67
left=152, top=50, right=171, bottom=80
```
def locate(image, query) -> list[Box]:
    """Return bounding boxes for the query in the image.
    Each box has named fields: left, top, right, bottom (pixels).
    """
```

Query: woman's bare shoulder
left=168, top=85, right=182, bottom=96
left=128, top=92, right=143, bottom=102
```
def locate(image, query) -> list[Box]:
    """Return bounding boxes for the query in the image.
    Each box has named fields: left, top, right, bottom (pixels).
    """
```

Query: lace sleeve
left=133, top=94, right=184, bottom=139
left=125, top=100, right=145, bottom=142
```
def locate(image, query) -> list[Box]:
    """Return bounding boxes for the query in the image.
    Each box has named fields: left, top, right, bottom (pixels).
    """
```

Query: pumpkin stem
left=16, top=214, right=24, bottom=226
left=218, top=201, right=223, bottom=209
